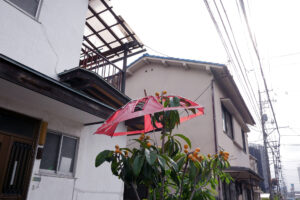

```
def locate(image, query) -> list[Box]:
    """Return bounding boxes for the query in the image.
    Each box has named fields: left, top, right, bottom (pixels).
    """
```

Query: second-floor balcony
left=79, top=0, right=145, bottom=92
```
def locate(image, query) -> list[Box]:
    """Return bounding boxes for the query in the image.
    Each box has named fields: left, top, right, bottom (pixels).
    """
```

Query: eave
left=225, top=166, right=263, bottom=183
left=0, top=54, right=115, bottom=119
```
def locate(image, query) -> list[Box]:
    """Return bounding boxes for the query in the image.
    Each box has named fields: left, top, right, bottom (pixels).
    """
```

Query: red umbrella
left=94, top=95, right=204, bottom=137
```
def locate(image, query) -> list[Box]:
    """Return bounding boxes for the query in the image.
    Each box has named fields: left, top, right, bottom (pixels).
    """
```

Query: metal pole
left=259, top=90, right=274, bottom=199
left=121, top=45, right=128, bottom=93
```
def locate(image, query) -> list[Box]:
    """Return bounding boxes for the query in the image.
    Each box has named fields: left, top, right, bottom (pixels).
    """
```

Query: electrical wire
left=143, top=44, right=171, bottom=58
left=237, top=0, right=285, bottom=191
left=203, top=0, right=262, bottom=132
left=216, top=0, right=260, bottom=122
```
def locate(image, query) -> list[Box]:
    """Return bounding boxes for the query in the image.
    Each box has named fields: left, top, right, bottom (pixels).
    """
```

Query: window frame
left=39, top=130, right=79, bottom=177
left=222, top=105, right=234, bottom=139
left=4, top=0, right=43, bottom=20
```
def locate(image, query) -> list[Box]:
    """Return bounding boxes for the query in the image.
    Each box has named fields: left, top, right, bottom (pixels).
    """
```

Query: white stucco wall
left=28, top=124, right=127, bottom=200
left=0, top=0, right=88, bottom=79
left=125, top=61, right=251, bottom=167
left=0, top=79, right=127, bottom=200
left=213, top=83, right=250, bottom=168
left=126, top=62, right=216, bottom=154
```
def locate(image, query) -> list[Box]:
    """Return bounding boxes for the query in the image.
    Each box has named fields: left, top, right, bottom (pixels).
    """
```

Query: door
left=0, top=108, right=40, bottom=200
left=0, top=133, right=33, bottom=200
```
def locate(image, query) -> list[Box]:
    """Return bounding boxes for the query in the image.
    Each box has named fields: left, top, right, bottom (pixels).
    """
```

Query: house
left=125, top=54, right=263, bottom=200
left=0, top=0, right=144, bottom=199
left=249, top=143, right=271, bottom=193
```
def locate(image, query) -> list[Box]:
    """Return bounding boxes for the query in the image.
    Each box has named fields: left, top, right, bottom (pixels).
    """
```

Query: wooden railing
left=80, top=46, right=125, bottom=91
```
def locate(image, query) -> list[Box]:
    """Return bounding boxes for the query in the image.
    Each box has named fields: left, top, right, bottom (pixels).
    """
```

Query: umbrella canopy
left=95, top=95, right=204, bottom=136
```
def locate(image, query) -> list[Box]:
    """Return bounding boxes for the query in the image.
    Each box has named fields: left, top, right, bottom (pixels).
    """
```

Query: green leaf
left=157, top=155, right=167, bottom=170
left=133, top=154, right=145, bottom=176
left=168, top=157, right=178, bottom=172
left=176, top=156, right=186, bottom=171
left=151, top=116, right=158, bottom=129
left=120, top=147, right=133, bottom=153
left=170, top=170, right=180, bottom=186
left=145, top=149, right=157, bottom=165
left=180, top=98, right=191, bottom=107
left=161, top=154, right=178, bottom=171
left=95, top=150, right=112, bottom=167
left=172, top=96, right=180, bottom=107
left=111, top=157, right=120, bottom=176
left=174, top=134, right=191, bottom=148
left=164, top=97, right=170, bottom=107
left=143, top=162, right=153, bottom=182
left=189, top=108, right=196, bottom=115
left=189, top=161, right=197, bottom=182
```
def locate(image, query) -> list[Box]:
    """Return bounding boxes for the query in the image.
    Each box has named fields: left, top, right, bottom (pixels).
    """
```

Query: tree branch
left=160, top=128, right=166, bottom=200
left=131, top=183, right=141, bottom=200
left=179, top=157, right=189, bottom=199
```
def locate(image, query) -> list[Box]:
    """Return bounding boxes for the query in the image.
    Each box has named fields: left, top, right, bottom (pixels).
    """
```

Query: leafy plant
left=95, top=91, right=232, bottom=200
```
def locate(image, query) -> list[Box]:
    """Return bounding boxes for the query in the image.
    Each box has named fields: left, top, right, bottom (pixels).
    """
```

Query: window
left=222, top=105, right=233, bottom=139
left=6, top=0, right=42, bottom=17
left=40, top=131, right=78, bottom=176
left=241, top=130, right=247, bottom=153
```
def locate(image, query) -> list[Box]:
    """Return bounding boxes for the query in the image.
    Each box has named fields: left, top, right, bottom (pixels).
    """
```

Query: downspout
left=121, top=44, right=128, bottom=93
left=211, top=79, right=221, bottom=199
left=211, top=79, right=218, bottom=154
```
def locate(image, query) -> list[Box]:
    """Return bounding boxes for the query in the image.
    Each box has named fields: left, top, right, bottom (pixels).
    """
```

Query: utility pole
left=259, top=90, right=274, bottom=199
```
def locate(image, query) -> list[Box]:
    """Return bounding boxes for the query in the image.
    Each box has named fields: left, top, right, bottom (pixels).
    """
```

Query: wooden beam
left=85, top=21, right=113, bottom=51
left=88, top=5, right=123, bottom=46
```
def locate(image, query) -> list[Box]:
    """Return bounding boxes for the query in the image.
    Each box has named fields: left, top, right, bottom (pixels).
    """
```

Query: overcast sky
left=113, top=0, right=300, bottom=191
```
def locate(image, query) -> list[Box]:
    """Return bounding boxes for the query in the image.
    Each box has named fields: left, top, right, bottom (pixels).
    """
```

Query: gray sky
left=113, top=0, right=300, bottom=191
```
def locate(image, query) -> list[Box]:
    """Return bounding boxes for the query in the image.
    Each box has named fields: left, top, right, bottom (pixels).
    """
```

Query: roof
left=80, top=0, right=145, bottom=70
left=0, top=54, right=115, bottom=119
left=127, top=54, right=255, bottom=126
left=127, top=53, right=226, bottom=68
left=225, top=166, right=263, bottom=182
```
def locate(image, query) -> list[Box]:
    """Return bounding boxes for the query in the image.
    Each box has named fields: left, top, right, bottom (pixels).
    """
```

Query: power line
left=236, top=0, right=285, bottom=195
left=203, top=0, right=262, bottom=131
left=238, top=0, right=281, bottom=140
left=218, top=0, right=259, bottom=116
left=217, top=0, right=262, bottom=132
left=143, top=44, right=171, bottom=57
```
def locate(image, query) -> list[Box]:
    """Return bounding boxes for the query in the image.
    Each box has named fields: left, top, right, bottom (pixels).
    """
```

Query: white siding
left=208, top=80, right=250, bottom=168
left=0, top=0, right=88, bottom=78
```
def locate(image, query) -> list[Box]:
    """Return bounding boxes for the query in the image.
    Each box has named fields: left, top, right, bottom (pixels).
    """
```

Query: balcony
left=79, top=0, right=145, bottom=92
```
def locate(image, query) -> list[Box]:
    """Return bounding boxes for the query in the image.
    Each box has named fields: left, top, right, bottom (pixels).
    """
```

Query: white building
left=298, top=167, right=300, bottom=185
left=125, top=54, right=263, bottom=200
left=0, top=0, right=144, bottom=200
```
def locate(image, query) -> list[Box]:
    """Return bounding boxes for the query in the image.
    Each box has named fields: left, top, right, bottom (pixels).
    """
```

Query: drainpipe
left=211, top=79, right=221, bottom=199
left=121, top=44, right=128, bottom=93
left=211, top=79, right=218, bottom=154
